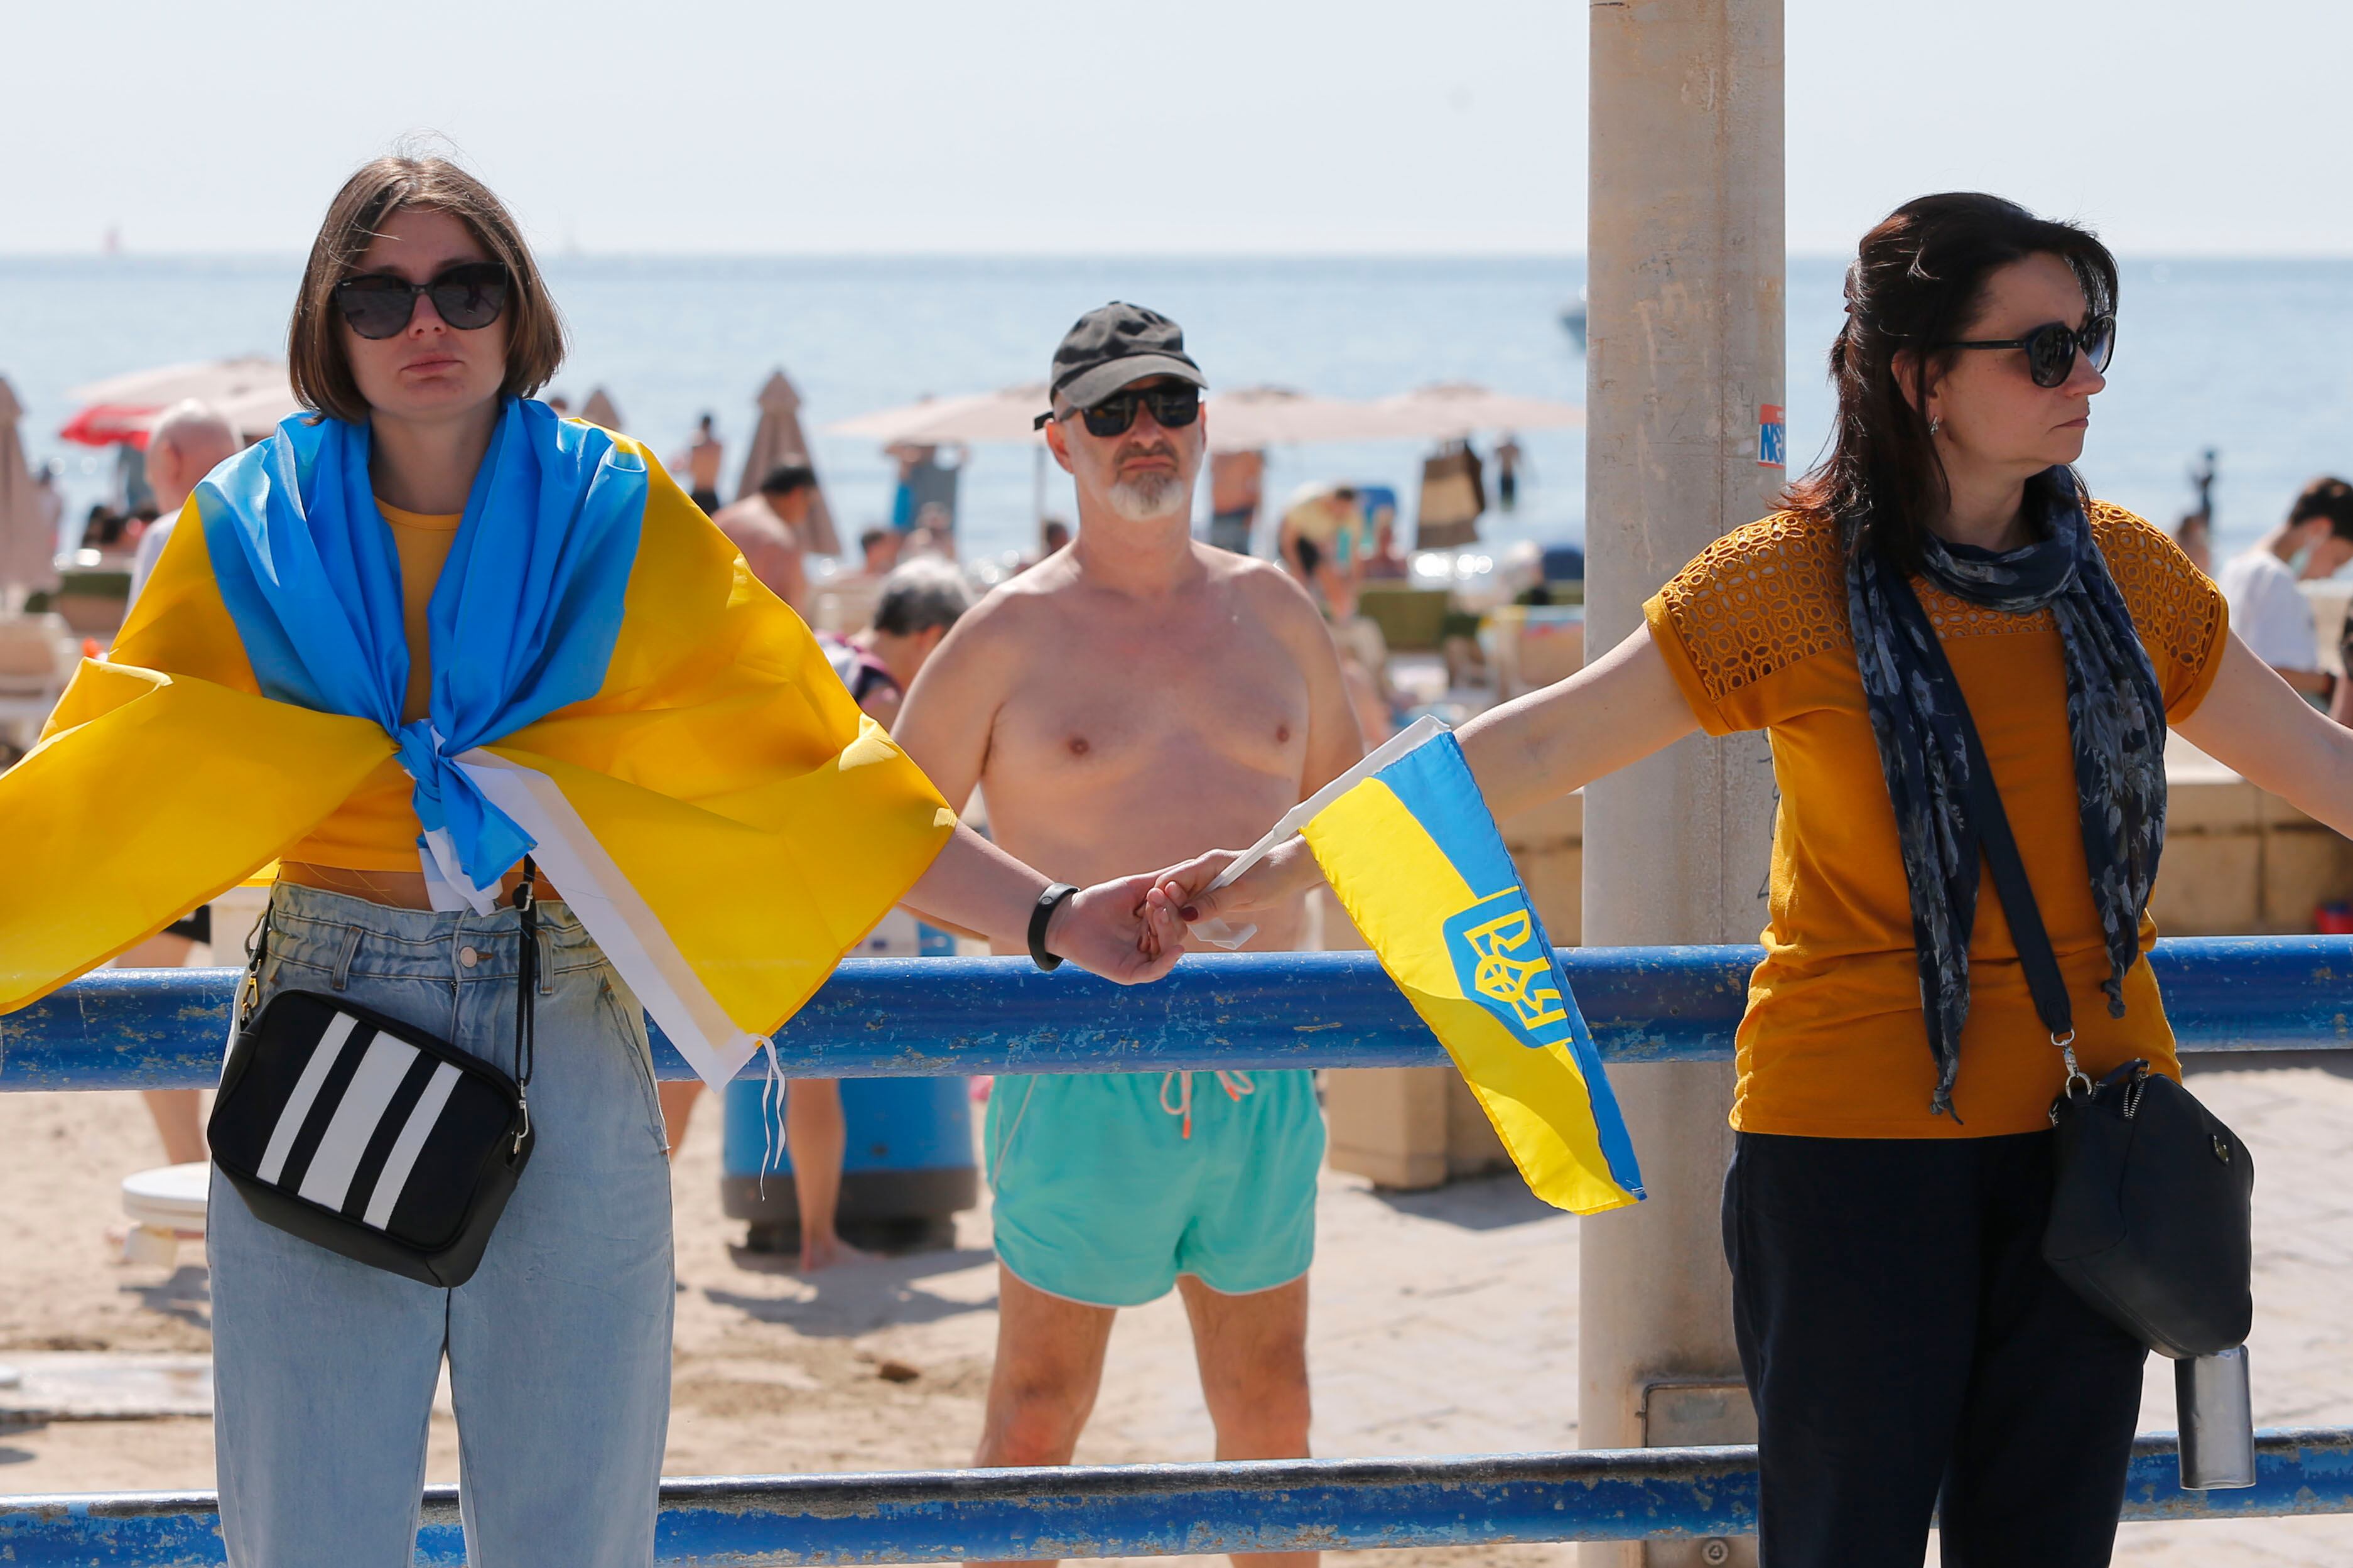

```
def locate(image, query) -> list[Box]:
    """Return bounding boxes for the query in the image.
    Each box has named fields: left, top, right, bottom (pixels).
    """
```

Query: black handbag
left=1952, top=694, right=2254, bottom=1358
left=207, top=865, right=541, bottom=1289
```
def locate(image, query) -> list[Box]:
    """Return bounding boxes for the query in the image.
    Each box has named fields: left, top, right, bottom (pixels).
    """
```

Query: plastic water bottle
left=2176, top=1346, right=2256, bottom=1490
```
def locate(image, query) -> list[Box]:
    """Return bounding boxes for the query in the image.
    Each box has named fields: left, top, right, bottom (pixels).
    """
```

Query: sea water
left=3, top=254, right=2347, bottom=568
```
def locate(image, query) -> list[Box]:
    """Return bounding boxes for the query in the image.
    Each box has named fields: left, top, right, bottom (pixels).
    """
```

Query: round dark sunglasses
left=1032, top=384, right=1202, bottom=438
left=1942, top=314, right=2116, bottom=389
left=333, top=262, right=511, bottom=340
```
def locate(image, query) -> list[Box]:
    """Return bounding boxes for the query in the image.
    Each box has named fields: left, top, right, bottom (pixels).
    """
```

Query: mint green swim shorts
left=984, top=1068, right=1325, bottom=1308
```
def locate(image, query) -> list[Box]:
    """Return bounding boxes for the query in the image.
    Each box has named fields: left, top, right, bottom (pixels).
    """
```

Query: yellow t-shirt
left=279, top=502, right=462, bottom=870
left=1642, top=502, right=2229, bottom=1138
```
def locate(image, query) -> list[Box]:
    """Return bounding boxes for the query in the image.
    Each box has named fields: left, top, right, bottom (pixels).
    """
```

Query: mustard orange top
left=1642, top=503, right=2229, bottom=1138
left=279, top=502, right=461, bottom=870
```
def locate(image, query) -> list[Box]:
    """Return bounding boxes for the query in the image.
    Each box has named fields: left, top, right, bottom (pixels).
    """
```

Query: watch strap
left=1028, top=883, right=1081, bottom=971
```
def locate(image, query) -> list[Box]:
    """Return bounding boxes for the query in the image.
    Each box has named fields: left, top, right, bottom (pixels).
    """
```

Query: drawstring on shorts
left=1159, top=1069, right=1255, bottom=1140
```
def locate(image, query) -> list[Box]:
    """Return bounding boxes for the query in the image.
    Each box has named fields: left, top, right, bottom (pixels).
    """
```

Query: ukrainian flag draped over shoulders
left=1209, top=718, right=1642, bottom=1214
left=0, top=399, right=953, bottom=1089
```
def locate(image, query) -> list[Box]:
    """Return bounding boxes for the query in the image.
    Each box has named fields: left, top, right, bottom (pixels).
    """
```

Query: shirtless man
left=710, top=462, right=815, bottom=614
left=675, top=413, right=725, bottom=513
left=894, top=303, right=1361, bottom=1568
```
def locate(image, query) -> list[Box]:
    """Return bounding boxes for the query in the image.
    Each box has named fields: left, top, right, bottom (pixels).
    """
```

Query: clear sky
left=4, top=0, right=2345, bottom=256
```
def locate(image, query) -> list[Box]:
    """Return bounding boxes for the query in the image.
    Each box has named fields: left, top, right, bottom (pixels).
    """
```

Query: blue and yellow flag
left=0, top=401, right=953, bottom=1089
left=1284, top=720, right=1642, bottom=1213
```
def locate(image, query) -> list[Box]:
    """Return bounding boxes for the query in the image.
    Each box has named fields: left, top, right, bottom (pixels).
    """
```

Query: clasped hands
left=1039, top=837, right=1324, bottom=985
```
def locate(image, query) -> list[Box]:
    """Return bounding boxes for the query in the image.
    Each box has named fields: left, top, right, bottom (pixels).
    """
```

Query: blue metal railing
left=4, top=936, right=2348, bottom=1089
left=1, top=1429, right=2350, bottom=1564
left=1, top=937, right=2348, bottom=1560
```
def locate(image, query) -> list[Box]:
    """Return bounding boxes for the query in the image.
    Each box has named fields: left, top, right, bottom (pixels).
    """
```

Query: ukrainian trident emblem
left=1444, top=889, right=1572, bottom=1046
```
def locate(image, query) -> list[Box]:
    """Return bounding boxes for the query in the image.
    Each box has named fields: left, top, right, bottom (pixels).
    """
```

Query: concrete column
left=1578, top=3, right=1784, bottom=1566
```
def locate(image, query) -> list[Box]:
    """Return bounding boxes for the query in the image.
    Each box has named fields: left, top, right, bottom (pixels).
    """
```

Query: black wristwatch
left=1028, top=884, right=1081, bottom=971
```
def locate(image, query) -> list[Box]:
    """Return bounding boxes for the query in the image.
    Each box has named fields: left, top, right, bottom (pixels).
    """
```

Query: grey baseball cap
left=1047, top=301, right=1208, bottom=411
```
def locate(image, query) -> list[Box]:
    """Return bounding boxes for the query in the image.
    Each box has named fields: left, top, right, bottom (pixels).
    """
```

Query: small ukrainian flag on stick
left=1194, top=717, right=1644, bottom=1215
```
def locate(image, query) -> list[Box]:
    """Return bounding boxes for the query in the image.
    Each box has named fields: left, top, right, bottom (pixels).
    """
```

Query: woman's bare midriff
left=277, top=862, right=562, bottom=911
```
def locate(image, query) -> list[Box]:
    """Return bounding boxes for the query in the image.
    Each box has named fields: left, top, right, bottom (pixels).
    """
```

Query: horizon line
left=8, top=247, right=2353, bottom=264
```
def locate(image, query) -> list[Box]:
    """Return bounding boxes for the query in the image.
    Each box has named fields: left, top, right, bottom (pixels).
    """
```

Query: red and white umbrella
left=58, top=357, right=300, bottom=450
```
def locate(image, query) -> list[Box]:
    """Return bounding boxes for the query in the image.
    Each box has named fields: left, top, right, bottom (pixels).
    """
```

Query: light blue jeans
left=210, top=882, right=674, bottom=1568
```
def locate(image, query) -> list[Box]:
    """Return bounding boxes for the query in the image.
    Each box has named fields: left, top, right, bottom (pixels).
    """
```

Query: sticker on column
left=1758, top=404, right=1787, bottom=468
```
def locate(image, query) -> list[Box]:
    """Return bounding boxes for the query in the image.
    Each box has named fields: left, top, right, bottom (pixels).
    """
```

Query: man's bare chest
left=987, top=630, right=1311, bottom=782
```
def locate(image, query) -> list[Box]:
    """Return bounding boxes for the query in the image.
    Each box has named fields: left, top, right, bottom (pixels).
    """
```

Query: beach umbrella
left=737, top=370, right=840, bottom=556
left=59, top=356, right=298, bottom=449
left=830, top=384, right=1412, bottom=451
left=827, top=385, right=1054, bottom=527
left=580, top=387, right=623, bottom=431
left=1205, top=385, right=1417, bottom=451
left=0, top=377, right=58, bottom=598
left=1370, top=381, right=1583, bottom=440
left=826, top=386, right=1049, bottom=447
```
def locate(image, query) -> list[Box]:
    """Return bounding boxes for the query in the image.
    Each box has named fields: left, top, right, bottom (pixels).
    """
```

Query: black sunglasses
left=333, top=262, right=511, bottom=340
left=1032, top=383, right=1202, bottom=438
left=1942, top=314, right=2116, bottom=389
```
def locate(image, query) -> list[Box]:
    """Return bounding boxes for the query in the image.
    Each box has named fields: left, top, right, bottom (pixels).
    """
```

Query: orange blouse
left=1643, top=503, right=2228, bottom=1138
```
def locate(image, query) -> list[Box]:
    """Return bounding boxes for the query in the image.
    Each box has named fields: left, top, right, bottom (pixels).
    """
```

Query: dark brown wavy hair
left=288, top=156, right=566, bottom=426
left=1785, top=192, right=2118, bottom=573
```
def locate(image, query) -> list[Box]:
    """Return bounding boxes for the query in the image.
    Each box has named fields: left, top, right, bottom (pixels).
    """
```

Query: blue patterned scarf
left=1844, top=472, right=2168, bottom=1117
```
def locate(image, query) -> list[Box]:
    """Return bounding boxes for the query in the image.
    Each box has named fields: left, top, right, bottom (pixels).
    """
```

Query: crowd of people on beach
left=8, top=153, right=2353, bottom=1568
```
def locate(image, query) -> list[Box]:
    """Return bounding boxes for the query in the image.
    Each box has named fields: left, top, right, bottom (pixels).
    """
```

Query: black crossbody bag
left=1949, top=698, right=2254, bottom=1358
left=207, top=864, right=541, bottom=1289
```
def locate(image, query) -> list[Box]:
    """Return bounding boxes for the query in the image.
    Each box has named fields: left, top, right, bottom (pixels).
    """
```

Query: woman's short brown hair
left=287, top=156, right=566, bottom=424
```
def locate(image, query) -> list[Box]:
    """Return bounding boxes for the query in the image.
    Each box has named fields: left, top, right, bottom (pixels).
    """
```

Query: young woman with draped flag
left=1155, top=193, right=2353, bottom=1567
left=0, top=158, right=1179, bottom=1568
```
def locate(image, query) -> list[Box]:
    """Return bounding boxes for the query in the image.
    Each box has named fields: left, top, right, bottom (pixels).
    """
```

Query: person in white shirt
left=126, top=401, right=241, bottom=609
left=2215, top=475, right=2353, bottom=702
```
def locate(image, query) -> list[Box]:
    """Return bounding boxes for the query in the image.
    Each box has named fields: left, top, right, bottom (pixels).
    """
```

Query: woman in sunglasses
left=1157, top=191, right=2353, bottom=1565
left=3, top=156, right=1184, bottom=1567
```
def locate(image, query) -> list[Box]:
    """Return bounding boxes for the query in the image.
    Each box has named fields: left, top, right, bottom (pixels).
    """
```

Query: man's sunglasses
left=1942, top=314, right=2116, bottom=389
left=1032, top=384, right=1202, bottom=438
left=332, top=262, right=511, bottom=340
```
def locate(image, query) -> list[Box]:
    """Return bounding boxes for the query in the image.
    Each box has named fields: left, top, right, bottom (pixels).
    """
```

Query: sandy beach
left=0, top=1064, right=2347, bottom=1567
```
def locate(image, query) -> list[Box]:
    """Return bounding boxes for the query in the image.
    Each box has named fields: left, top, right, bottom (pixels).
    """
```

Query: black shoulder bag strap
left=1891, top=570, right=2091, bottom=1097
left=1950, top=698, right=2093, bottom=1099
left=513, top=857, right=539, bottom=1149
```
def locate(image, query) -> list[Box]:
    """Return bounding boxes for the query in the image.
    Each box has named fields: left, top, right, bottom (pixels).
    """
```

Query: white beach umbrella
left=1205, top=386, right=1418, bottom=451
left=0, top=377, right=59, bottom=597
left=826, top=386, right=1050, bottom=447
left=831, top=384, right=1413, bottom=452
left=1369, top=381, right=1584, bottom=440
left=737, top=370, right=841, bottom=556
